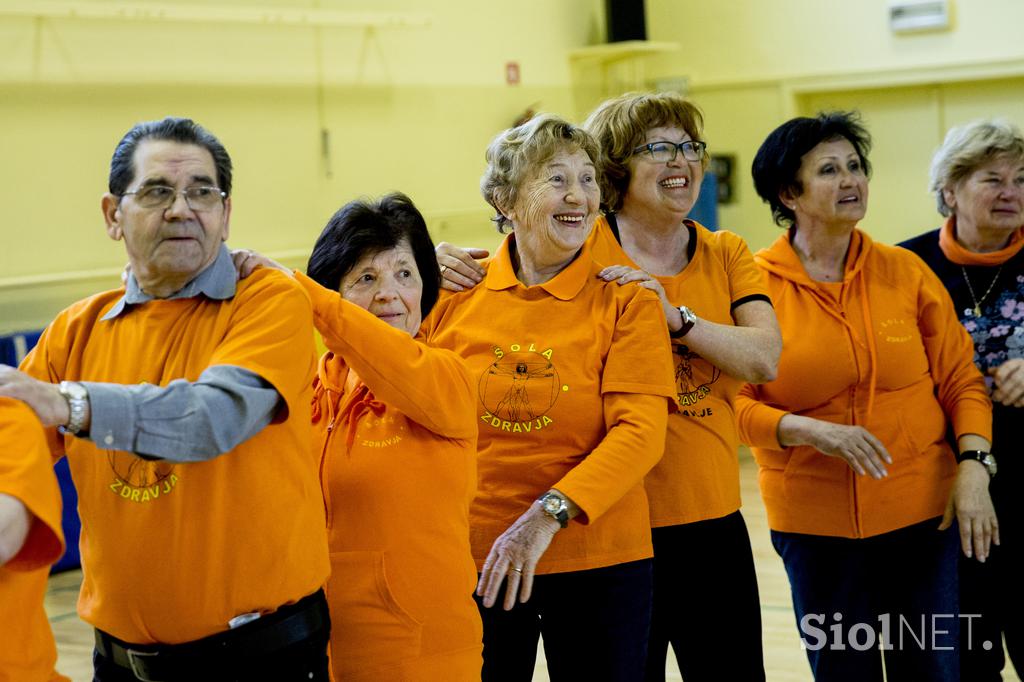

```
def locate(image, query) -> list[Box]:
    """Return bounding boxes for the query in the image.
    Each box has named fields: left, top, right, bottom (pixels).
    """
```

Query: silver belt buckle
left=127, top=648, right=161, bottom=682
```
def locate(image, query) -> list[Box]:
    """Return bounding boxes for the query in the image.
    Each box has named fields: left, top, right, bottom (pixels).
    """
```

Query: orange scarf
left=938, top=215, right=1024, bottom=265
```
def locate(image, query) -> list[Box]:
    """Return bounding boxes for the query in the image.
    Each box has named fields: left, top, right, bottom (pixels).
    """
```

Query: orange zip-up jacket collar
left=737, top=229, right=991, bottom=538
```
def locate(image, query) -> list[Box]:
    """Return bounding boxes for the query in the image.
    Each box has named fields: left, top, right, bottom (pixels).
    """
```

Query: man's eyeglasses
left=121, top=185, right=227, bottom=211
left=632, top=140, right=707, bottom=163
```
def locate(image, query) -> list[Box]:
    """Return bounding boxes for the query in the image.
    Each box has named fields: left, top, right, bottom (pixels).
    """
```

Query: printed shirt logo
left=674, top=345, right=720, bottom=417
left=106, top=380, right=179, bottom=502
left=479, top=343, right=567, bottom=433
left=108, top=454, right=178, bottom=503
left=878, top=318, right=914, bottom=343
left=359, top=414, right=406, bottom=448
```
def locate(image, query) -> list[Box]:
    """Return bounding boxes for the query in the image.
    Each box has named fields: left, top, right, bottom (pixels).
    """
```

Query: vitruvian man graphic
left=480, top=352, right=560, bottom=422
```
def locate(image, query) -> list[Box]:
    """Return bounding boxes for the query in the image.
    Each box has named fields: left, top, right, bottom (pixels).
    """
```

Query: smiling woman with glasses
left=583, top=90, right=780, bottom=682
left=632, top=139, right=708, bottom=164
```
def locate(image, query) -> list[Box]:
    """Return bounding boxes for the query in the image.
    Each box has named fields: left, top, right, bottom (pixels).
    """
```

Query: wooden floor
left=47, top=451, right=1021, bottom=681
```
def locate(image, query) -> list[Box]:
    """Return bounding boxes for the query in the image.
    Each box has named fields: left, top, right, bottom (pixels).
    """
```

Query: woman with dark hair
left=423, top=113, right=676, bottom=681
left=236, top=192, right=482, bottom=681
left=900, top=118, right=1024, bottom=681
left=737, top=111, right=997, bottom=681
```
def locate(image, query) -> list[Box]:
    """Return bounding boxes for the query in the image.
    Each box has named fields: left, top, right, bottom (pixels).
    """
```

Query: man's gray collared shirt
left=84, top=245, right=283, bottom=461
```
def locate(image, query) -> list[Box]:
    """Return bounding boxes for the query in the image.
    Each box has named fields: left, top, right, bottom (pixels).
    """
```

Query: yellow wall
left=6, top=0, right=1024, bottom=332
left=0, top=0, right=604, bottom=332
left=646, top=0, right=1024, bottom=251
left=647, top=0, right=1024, bottom=86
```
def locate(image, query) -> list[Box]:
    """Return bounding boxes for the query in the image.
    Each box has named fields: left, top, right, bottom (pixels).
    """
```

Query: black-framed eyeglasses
left=120, top=185, right=227, bottom=211
left=632, top=140, right=707, bottom=163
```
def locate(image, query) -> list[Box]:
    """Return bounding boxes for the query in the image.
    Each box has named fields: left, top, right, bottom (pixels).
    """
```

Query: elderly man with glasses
left=0, top=117, right=331, bottom=681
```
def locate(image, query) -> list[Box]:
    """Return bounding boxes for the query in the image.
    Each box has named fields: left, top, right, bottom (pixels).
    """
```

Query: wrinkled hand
left=990, top=359, right=1024, bottom=407
left=0, top=366, right=67, bottom=427
left=477, top=503, right=560, bottom=610
left=940, top=461, right=998, bottom=561
left=598, top=265, right=681, bottom=332
left=436, top=242, right=488, bottom=292
left=230, top=249, right=291, bottom=280
left=800, top=419, right=892, bottom=479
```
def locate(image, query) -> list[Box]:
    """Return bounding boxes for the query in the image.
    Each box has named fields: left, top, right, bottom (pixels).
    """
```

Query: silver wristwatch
left=538, top=492, right=569, bottom=528
left=670, top=305, right=697, bottom=338
left=58, top=381, right=89, bottom=435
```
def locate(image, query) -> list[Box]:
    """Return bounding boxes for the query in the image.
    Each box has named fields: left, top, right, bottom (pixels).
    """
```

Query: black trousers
left=960, top=463, right=1024, bottom=681
left=645, top=511, right=765, bottom=682
left=477, top=558, right=653, bottom=682
left=772, top=518, right=959, bottom=682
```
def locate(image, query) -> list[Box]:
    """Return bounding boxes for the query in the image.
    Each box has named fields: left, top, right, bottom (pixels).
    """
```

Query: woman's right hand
left=779, top=414, right=892, bottom=479
left=476, top=503, right=560, bottom=611
left=436, top=242, right=488, bottom=292
left=230, top=249, right=291, bottom=280
left=598, top=265, right=682, bottom=332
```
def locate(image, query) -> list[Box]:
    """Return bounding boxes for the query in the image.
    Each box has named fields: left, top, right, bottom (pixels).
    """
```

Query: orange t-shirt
left=423, top=235, right=677, bottom=574
left=737, top=230, right=991, bottom=538
left=589, top=217, right=770, bottom=526
left=0, top=399, right=67, bottom=682
left=298, top=272, right=482, bottom=681
left=20, top=269, right=330, bottom=644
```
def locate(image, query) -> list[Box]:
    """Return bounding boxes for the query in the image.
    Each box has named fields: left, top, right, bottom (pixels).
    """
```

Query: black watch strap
left=956, top=450, right=997, bottom=477
left=670, top=306, right=696, bottom=338
left=956, top=449, right=990, bottom=463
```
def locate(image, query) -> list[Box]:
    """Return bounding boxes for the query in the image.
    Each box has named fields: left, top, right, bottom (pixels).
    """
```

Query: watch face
left=60, top=382, right=88, bottom=400
left=543, top=496, right=561, bottom=513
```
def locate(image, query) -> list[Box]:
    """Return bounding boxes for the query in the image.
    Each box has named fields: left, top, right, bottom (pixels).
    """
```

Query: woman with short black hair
left=738, top=111, right=996, bottom=681
left=236, top=192, right=483, bottom=681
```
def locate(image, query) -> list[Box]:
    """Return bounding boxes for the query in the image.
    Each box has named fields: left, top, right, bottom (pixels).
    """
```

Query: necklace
left=961, top=265, right=1004, bottom=317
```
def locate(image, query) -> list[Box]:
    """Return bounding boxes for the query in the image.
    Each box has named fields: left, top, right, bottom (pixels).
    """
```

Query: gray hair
left=930, top=118, right=1024, bottom=216
left=480, top=113, right=602, bottom=232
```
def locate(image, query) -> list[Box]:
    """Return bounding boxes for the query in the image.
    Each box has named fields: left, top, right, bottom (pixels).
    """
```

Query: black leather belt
left=94, top=589, right=329, bottom=682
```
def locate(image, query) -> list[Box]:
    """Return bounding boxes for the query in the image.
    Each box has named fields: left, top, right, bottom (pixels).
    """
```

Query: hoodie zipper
left=319, top=409, right=337, bottom=529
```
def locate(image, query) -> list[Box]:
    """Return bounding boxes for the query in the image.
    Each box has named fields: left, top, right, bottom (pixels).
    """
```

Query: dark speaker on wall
left=605, top=0, right=647, bottom=42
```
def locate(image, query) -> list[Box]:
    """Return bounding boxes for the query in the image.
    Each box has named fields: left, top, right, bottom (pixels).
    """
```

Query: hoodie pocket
left=326, top=550, right=423, bottom=667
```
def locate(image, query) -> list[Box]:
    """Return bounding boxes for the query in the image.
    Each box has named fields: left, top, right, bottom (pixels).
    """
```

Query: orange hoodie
left=736, top=229, right=991, bottom=538
left=297, top=272, right=482, bottom=682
